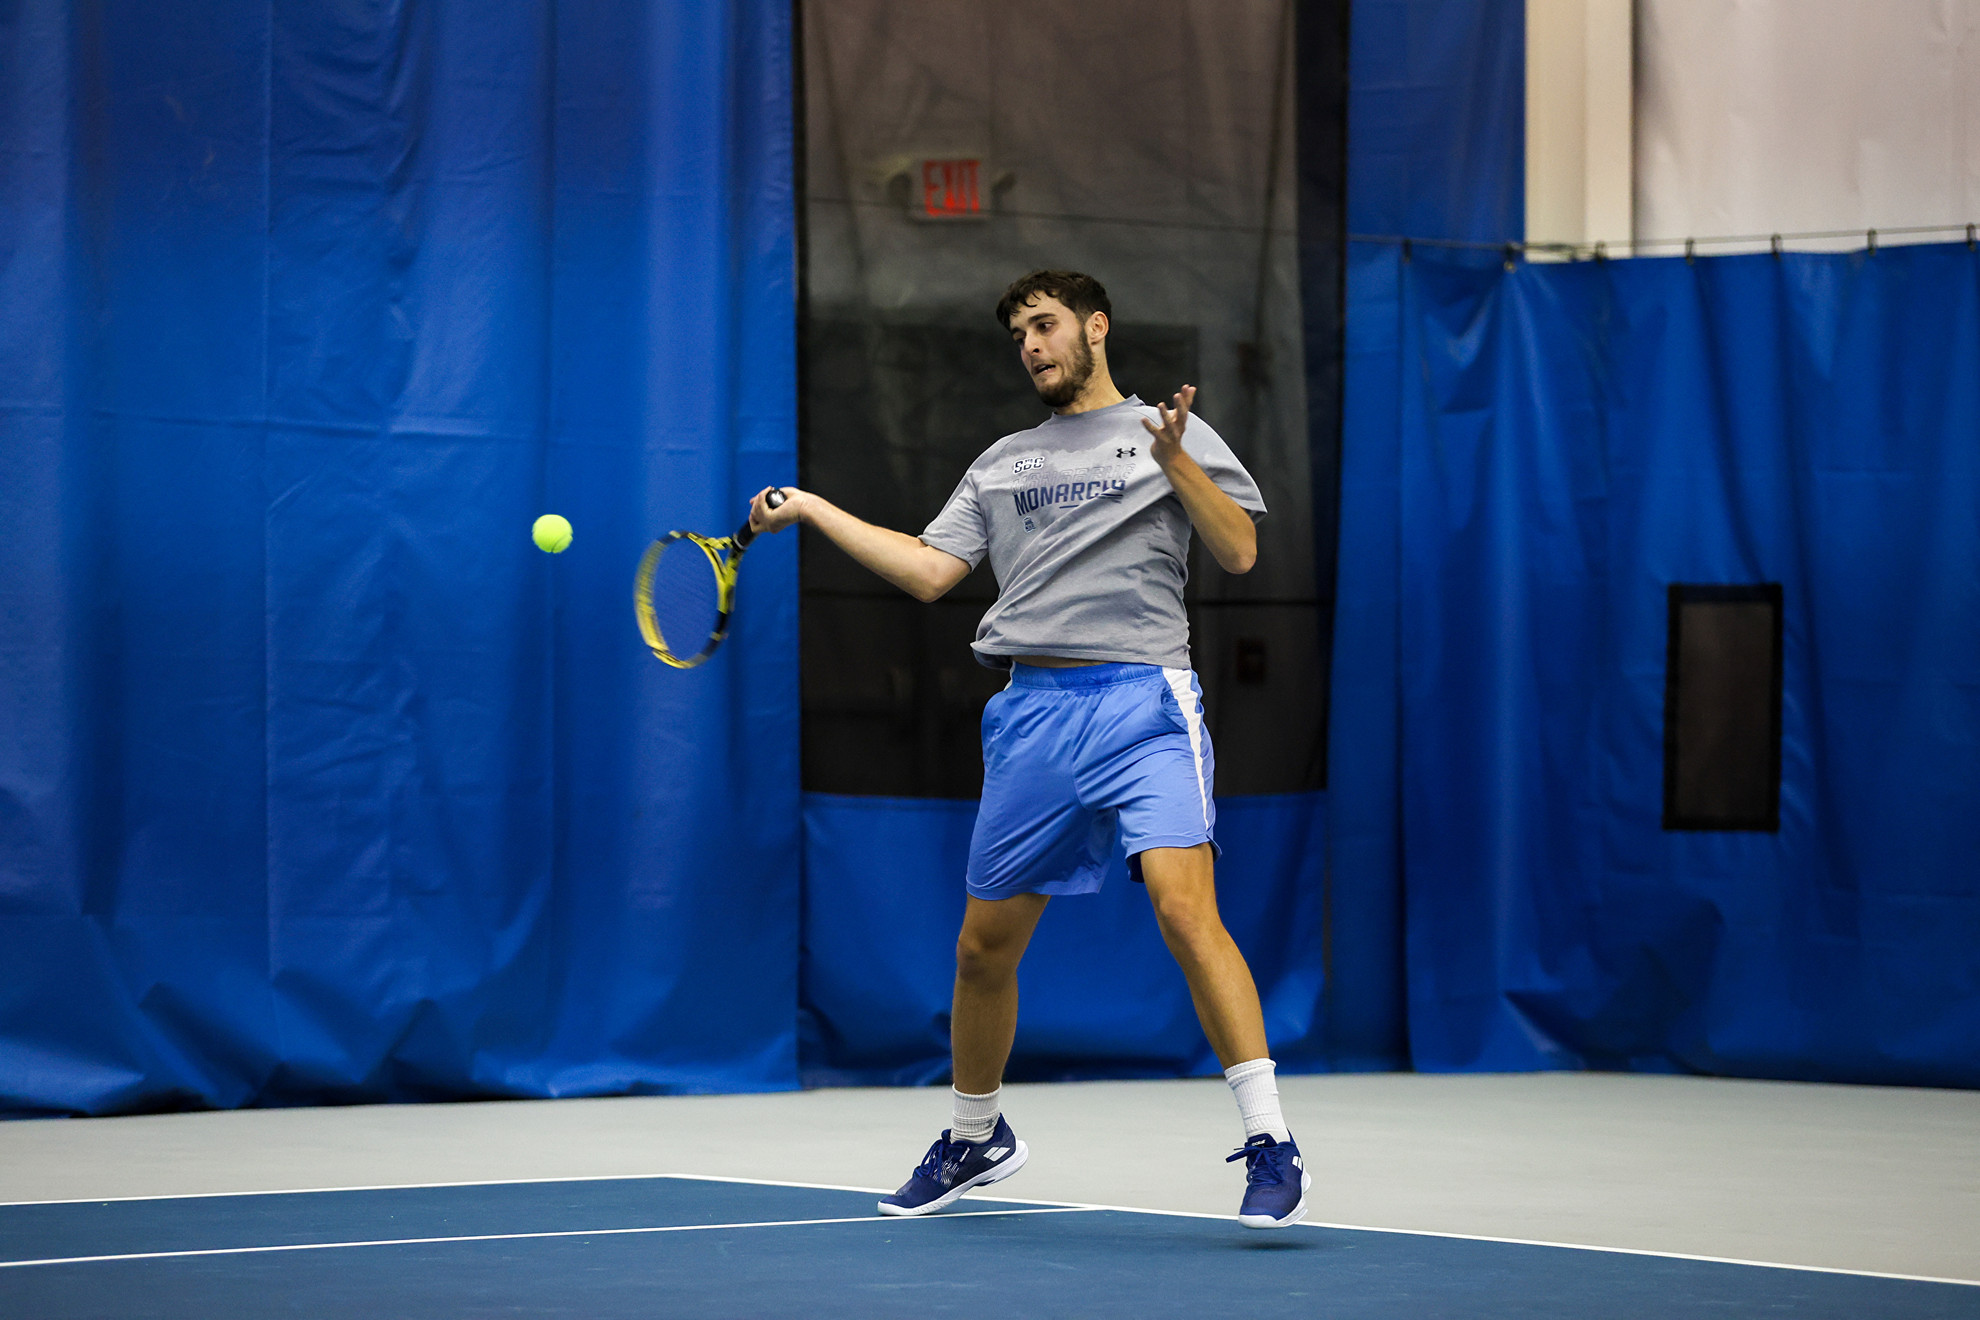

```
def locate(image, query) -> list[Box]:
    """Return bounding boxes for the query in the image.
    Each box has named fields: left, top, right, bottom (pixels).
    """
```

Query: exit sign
left=919, top=158, right=984, bottom=219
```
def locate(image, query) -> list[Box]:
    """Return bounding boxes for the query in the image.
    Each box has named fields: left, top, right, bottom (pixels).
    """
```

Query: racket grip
left=733, top=487, right=786, bottom=548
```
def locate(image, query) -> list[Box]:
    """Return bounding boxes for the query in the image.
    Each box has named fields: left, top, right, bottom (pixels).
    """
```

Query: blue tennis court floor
left=3, top=1174, right=1974, bottom=1318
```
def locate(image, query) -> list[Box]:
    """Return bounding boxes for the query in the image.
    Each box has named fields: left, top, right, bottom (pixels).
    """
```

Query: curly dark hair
left=994, top=269, right=1113, bottom=330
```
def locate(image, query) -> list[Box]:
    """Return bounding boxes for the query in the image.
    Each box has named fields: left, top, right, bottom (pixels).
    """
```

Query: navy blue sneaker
left=877, top=1115, right=1028, bottom=1216
left=1227, top=1132, right=1309, bottom=1228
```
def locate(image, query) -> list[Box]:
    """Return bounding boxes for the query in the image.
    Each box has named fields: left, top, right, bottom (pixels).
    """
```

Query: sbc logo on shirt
left=1013, top=455, right=1045, bottom=474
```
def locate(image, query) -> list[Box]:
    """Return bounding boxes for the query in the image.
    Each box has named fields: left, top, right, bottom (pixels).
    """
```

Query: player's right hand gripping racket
left=633, top=489, right=784, bottom=669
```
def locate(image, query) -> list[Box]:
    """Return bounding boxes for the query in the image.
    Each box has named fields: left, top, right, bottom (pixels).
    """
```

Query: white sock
left=951, top=1086, right=1000, bottom=1145
left=1224, top=1058, right=1290, bottom=1143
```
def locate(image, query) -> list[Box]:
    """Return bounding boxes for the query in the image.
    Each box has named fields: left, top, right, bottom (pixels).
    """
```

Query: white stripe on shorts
left=1162, top=667, right=1212, bottom=828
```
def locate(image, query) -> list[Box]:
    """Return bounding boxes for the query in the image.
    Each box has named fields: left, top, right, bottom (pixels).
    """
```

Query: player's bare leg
left=1141, top=842, right=1308, bottom=1227
left=1138, top=843, right=1268, bottom=1066
left=879, top=892, right=1044, bottom=1215
left=950, top=892, right=1050, bottom=1093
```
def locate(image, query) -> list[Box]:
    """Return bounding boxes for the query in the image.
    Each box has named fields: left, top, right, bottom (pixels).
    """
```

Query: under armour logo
left=1116, top=447, right=1136, bottom=458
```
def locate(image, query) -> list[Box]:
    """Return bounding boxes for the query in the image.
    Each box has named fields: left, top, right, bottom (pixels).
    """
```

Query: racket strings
left=644, top=538, right=728, bottom=664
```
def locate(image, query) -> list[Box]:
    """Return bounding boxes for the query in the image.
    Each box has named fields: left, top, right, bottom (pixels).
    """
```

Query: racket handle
left=733, top=487, right=786, bottom=548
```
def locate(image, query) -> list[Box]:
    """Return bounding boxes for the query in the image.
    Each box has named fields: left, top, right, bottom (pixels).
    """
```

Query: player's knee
left=1150, top=889, right=1222, bottom=952
left=955, top=928, right=1021, bottom=984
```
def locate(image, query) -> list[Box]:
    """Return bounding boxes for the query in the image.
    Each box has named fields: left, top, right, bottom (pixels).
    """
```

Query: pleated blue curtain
left=1395, top=245, right=1980, bottom=1085
left=0, top=0, right=799, bottom=1114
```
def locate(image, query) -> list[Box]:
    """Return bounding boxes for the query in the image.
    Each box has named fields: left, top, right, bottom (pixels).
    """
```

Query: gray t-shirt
left=919, top=396, right=1266, bottom=669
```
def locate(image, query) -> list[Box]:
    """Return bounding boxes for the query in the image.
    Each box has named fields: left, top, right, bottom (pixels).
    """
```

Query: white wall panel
left=1527, top=0, right=1634, bottom=250
left=1636, top=0, right=1980, bottom=250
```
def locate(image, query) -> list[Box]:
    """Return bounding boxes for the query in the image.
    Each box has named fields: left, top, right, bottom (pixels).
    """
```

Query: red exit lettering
left=920, top=159, right=982, bottom=218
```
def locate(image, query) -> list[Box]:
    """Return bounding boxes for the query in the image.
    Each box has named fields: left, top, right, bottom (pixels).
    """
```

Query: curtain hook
left=1504, top=243, right=1518, bottom=271
left=1401, top=237, right=1412, bottom=263
left=1968, top=223, right=1975, bottom=250
left=1593, top=241, right=1608, bottom=262
left=1867, top=228, right=1877, bottom=254
left=1771, top=234, right=1783, bottom=258
left=1684, top=238, right=1695, bottom=264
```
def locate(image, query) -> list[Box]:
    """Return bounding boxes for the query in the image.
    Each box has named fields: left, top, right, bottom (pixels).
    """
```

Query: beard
left=1033, top=333, right=1094, bottom=408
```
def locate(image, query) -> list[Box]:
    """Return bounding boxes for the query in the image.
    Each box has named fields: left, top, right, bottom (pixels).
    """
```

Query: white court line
left=0, top=1205, right=1094, bottom=1271
left=3, top=1172, right=1973, bottom=1288
left=977, top=1194, right=1980, bottom=1289
left=0, top=1171, right=904, bottom=1209
left=704, top=1180, right=1980, bottom=1289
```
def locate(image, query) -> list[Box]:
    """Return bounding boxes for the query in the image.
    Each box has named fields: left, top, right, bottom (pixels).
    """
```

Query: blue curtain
left=0, top=0, right=799, bottom=1114
left=1397, top=244, right=1980, bottom=1085
left=1333, top=0, right=1526, bottom=1070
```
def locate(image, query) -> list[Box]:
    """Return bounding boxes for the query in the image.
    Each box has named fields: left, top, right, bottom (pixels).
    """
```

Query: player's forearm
left=797, top=494, right=969, bottom=602
left=1159, top=452, right=1258, bottom=573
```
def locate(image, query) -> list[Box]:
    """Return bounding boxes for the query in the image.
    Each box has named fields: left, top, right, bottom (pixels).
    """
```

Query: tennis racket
left=633, top=489, right=785, bottom=669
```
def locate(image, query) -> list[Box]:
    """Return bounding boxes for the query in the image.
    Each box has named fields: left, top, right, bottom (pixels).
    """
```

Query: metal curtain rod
left=808, top=192, right=1296, bottom=240
left=1354, top=222, right=1979, bottom=259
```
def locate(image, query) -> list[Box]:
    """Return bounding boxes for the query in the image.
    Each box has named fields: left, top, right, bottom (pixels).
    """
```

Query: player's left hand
left=1142, top=385, right=1196, bottom=467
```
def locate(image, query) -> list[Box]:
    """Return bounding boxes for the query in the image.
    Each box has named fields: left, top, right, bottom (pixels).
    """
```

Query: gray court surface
left=2, top=1074, right=1974, bottom=1288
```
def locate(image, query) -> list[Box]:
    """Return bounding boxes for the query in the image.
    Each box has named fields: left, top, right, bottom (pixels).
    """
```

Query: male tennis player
left=746, top=270, right=1304, bottom=1228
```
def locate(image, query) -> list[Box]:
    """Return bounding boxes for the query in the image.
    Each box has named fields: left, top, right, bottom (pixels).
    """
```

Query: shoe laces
left=912, top=1133, right=968, bottom=1183
left=1226, top=1133, right=1287, bottom=1186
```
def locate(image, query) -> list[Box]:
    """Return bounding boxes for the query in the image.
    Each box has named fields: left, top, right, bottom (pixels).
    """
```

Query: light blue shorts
left=966, top=662, right=1218, bottom=900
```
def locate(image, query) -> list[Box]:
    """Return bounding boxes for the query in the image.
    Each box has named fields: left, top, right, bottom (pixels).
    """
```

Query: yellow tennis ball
left=532, top=513, right=572, bottom=553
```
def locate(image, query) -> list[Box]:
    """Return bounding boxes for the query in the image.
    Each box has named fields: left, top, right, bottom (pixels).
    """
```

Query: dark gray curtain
left=800, top=0, right=1324, bottom=796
